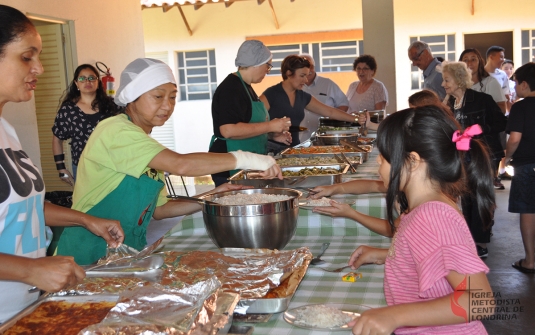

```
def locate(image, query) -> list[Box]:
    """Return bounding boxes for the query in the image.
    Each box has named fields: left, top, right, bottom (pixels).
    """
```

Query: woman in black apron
left=209, top=40, right=291, bottom=186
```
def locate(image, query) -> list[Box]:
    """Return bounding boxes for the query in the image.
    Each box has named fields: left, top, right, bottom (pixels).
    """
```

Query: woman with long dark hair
left=52, top=64, right=122, bottom=185
left=0, top=5, right=123, bottom=322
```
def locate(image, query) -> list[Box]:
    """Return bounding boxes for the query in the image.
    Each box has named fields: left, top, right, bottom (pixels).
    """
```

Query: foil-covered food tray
left=228, top=164, right=349, bottom=188
left=220, top=248, right=311, bottom=314
left=0, top=294, right=119, bottom=334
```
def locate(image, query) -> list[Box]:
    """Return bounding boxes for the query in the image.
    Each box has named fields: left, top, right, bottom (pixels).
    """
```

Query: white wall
left=2, top=0, right=146, bottom=167
left=393, top=0, right=535, bottom=109
left=142, top=0, right=363, bottom=153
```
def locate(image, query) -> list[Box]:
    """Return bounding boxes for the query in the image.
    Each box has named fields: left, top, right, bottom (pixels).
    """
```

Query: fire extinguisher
left=96, top=61, right=115, bottom=97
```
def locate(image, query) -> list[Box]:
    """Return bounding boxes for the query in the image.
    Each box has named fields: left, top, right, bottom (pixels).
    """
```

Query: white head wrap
left=235, top=40, right=272, bottom=67
left=114, top=58, right=176, bottom=107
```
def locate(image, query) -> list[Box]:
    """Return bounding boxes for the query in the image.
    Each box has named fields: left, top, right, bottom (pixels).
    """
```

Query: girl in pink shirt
left=348, top=106, right=495, bottom=335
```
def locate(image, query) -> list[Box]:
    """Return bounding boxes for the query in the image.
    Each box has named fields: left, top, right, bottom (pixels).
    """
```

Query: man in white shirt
left=485, top=45, right=511, bottom=106
left=485, top=46, right=512, bottom=183
left=299, top=54, right=349, bottom=142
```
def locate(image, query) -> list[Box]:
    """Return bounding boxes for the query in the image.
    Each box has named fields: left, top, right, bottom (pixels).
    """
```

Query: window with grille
left=177, top=50, right=217, bottom=101
left=521, top=29, right=535, bottom=65
left=409, top=34, right=455, bottom=90
left=267, top=40, right=364, bottom=75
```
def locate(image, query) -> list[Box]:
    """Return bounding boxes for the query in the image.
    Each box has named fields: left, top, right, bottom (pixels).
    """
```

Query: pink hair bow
left=452, top=124, right=483, bottom=151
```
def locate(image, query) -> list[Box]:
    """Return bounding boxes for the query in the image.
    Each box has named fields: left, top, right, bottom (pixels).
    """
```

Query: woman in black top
left=52, top=64, right=122, bottom=185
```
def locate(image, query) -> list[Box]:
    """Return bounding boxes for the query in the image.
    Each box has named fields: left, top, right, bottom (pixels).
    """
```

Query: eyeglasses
left=356, top=67, right=371, bottom=72
left=77, top=75, right=98, bottom=82
left=266, top=63, right=273, bottom=72
left=409, top=49, right=425, bottom=62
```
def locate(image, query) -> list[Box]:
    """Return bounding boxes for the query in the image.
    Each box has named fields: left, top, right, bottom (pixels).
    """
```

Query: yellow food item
left=341, top=272, right=363, bottom=282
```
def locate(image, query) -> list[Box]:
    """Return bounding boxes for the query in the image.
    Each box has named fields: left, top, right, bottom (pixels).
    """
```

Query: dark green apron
left=209, top=71, right=269, bottom=176
left=57, top=172, right=164, bottom=265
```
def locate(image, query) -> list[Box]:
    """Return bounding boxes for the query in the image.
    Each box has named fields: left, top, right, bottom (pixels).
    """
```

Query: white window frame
left=177, top=50, right=217, bottom=101
left=409, top=34, right=455, bottom=90
left=267, top=40, right=364, bottom=75
left=521, top=29, right=535, bottom=64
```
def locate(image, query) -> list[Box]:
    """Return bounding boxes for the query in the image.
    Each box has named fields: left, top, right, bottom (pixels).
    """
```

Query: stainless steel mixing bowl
left=316, top=133, right=359, bottom=146
left=198, top=188, right=302, bottom=250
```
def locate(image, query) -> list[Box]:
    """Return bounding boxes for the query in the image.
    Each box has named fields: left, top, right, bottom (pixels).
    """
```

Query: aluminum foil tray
left=281, top=146, right=369, bottom=163
left=276, top=153, right=364, bottom=166
left=228, top=164, right=349, bottom=188
left=221, top=248, right=310, bottom=314
left=0, top=294, right=119, bottom=333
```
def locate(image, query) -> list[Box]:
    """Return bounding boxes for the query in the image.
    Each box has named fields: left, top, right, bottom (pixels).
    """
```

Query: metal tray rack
left=228, top=164, right=349, bottom=188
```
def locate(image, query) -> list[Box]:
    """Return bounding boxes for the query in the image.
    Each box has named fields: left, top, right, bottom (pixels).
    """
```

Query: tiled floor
left=481, top=179, right=535, bottom=334
left=148, top=178, right=535, bottom=334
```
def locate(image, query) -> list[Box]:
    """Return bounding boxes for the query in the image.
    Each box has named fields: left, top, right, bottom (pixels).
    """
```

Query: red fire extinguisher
left=96, top=61, right=115, bottom=97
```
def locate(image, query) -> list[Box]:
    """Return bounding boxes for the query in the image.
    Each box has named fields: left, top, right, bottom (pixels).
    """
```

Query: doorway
left=31, top=18, right=76, bottom=192
left=464, top=31, right=514, bottom=60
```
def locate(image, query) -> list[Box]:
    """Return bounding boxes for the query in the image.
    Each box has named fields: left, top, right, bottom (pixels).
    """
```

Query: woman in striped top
left=348, top=106, right=495, bottom=335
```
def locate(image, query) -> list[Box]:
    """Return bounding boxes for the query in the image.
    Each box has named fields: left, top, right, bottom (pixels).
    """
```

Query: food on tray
left=303, top=197, right=333, bottom=207
left=282, top=167, right=341, bottom=177
left=277, top=157, right=342, bottom=166
left=213, top=193, right=290, bottom=205
left=294, top=304, right=353, bottom=328
left=5, top=301, right=115, bottom=335
left=318, top=126, right=358, bottom=132
left=264, top=260, right=308, bottom=298
left=284, top=146, right=356, bottom=155
left=357, top=137, right=375, bottom=145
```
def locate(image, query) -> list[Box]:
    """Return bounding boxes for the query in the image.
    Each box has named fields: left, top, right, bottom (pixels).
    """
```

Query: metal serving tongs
left=340, top=152, right=358, bottom=173
left=359, top=109, right=368, bottom=137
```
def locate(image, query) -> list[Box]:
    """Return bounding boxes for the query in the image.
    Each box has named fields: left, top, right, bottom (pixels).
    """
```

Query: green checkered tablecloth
left=160, top=147, right=390, bottom=334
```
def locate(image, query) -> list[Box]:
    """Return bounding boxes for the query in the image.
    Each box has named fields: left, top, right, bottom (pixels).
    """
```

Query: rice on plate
left=294, top=304, right=353, bottom=328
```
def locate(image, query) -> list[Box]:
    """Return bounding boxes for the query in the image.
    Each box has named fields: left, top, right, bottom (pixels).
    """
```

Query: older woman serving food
left=56, top=58, right=282, bottom=265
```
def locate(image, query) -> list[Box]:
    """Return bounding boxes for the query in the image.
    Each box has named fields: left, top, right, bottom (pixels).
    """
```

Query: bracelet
left=54, top=153, right=65, bottom=162
left=56, top=162, right=66, bottom=170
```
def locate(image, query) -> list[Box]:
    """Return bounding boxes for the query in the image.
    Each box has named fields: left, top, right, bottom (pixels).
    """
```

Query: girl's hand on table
left=349, top=306, right=397, bottom=335
left=348, top=245, right=387, bottom=269
left=308, top=185, right=335, bottom=198
left=29, top=256, right=85, bottom=292
left=84, top=217, right=124, bottom=248
left=312, top=201, right=353, bottom=218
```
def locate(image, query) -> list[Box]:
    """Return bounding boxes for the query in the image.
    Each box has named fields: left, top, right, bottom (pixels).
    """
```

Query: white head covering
left=235, top=40, right=272, bottom=67
left=114, top=58, right=176, bottom=107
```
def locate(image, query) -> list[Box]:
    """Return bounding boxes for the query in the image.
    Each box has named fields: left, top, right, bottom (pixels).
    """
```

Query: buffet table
left=160, top=148, right=391, bottom=334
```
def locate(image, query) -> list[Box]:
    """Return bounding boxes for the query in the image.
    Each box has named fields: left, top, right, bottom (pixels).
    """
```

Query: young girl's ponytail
left=461, top=137, right=496, bottom=229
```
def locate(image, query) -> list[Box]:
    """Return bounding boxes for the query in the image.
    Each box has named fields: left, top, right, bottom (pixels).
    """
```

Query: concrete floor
left=148, top=179, right=534, bottom=333
left=482, top=179, right=535, bottom=334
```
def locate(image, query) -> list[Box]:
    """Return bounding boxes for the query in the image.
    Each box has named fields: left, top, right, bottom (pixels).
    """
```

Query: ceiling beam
left=267, top=0, right=279, bottom=29
left=177, top=5, right=193, bottom=36
left=225, top=0, right=235, bottom=8
left=257, top=0, right=265, bottom=4
left=471, top=0, right=475, bottom=15
left=162, top=4, right=177, bottom=13
left=194, top=3, right=204, bottom=10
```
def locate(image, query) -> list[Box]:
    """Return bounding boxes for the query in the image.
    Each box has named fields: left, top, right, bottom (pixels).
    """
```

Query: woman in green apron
left=57, top=58, right=283, bottom=265
left=209, top=40, right=292, bottom=186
